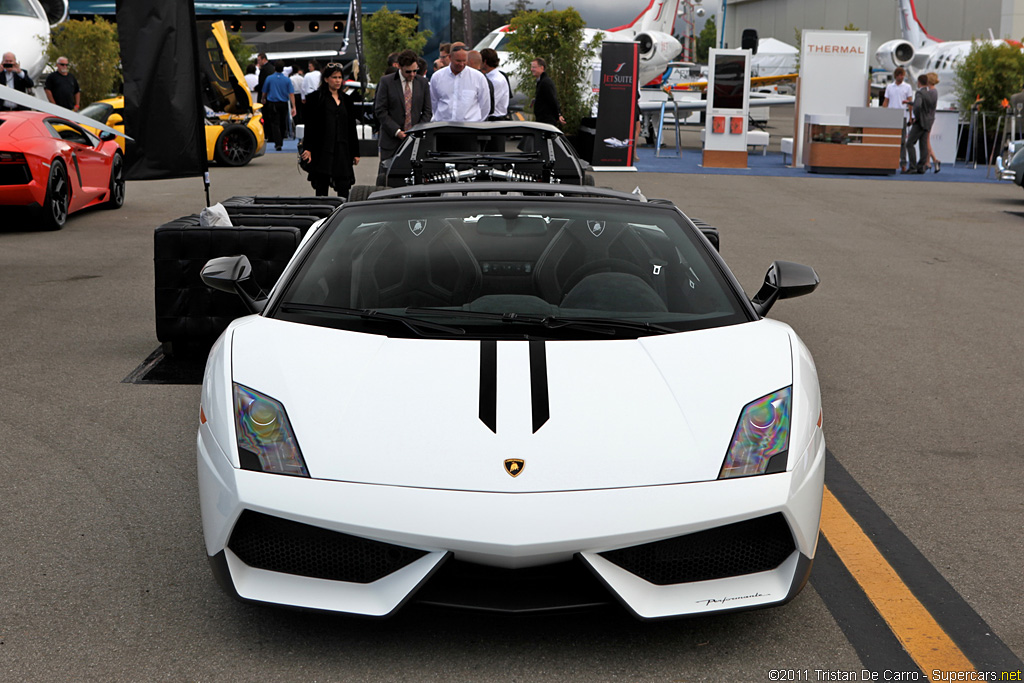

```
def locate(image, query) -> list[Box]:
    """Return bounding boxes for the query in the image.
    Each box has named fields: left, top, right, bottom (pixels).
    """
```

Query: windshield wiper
left=405, top=307, right=675, bottom=335
left=279, top=303, right=465, bottom=336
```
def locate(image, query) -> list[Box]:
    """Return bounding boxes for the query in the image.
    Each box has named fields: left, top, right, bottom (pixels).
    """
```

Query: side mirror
left=107, top=114, right=123, bottom=126
left=751, top=260, right=819, bottom=317
left=200, top=255, right=268, bottom=314
left=99, top=131, right=117, bottom=142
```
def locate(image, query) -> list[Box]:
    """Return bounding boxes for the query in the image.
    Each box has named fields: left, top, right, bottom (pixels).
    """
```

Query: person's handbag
left=297, top=139, right=312, bottom=172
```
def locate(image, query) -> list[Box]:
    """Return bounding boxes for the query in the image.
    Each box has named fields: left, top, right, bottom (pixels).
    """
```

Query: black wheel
left=214, top=124, right=257, bottom=166
left=40, top=160, right=69, bottom=230
left=103, top=152, right=125, bottom=209
left=347, top=184, right=386, bottom=202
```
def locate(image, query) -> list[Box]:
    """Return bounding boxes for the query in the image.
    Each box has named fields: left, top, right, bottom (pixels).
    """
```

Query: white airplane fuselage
left=875, top=0, right=1007, bottom=109
left=1, top=4, right=51, bottom=81
left=472, top=0, right=682, bottom=105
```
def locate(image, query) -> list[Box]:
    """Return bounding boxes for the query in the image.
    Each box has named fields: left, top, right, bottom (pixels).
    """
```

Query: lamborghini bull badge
left=504, top=459, right=525, bottom=477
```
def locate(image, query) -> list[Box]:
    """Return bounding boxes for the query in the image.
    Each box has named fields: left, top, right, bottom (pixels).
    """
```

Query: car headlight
left=233, top=383, right=309, bottom=477
left=718, top=387, right=791, bottom=479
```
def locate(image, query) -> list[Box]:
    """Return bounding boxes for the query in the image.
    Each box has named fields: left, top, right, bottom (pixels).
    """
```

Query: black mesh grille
left=599, top=513, right=795, bottom=585
left=228, top=510, right=428, bottom=584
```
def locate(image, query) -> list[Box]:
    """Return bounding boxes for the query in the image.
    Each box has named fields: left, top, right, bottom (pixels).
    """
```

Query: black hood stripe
left=530, top=340, right=550, bottom=433
left=479, top=340, right=497, bottom=433
left=478, top=340, right=549, bottom=433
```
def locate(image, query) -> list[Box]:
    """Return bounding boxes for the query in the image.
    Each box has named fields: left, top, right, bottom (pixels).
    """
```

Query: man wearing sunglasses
left=44, top=57, right=80, bottom=111
left=373, top=49, right=431, bottom=179
left=1, top=52, right=35, bottom=111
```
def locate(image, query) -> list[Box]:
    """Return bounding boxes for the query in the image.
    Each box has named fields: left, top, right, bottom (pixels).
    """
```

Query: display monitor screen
left=711, top=55, right=746, bottom=110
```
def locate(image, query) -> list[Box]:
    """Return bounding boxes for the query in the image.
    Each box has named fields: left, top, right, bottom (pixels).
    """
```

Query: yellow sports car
left=81, top=95, right=265, bottom=167
left=80, top=21, right=266, bottom=167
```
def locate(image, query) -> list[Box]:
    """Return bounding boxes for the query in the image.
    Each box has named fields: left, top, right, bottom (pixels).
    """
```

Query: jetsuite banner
left=592, top=42, right=639, bottom=167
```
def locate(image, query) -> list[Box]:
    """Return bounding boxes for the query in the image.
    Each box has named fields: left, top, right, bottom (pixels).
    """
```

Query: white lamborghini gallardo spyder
left=197, top=183, right=825, bottom=620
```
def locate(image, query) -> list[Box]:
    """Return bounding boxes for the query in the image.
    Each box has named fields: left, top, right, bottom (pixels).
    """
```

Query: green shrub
left=45, top=17, right=121, bottom=105
left=697, top=16, right=717, bottom=64
left=505, top=7, right=600, bottom=135
left=955, top=41, right=1024, bottom=114
left=225, top=31, right=254, bottom=70
left=363, top=6, right=431, bottom=84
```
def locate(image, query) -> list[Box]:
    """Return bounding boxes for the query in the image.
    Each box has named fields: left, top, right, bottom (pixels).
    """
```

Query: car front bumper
left=198, top=426, right=825, bottom=619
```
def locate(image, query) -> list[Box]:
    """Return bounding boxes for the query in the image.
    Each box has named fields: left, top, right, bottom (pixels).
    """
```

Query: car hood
left=229, top=317, right=795, bottom=492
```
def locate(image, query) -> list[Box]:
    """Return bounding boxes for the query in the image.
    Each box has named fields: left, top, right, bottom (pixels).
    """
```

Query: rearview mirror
left=751, top=260, right=819, bottom=317
left=107, top=114, right=123, bottom=126
left=200, top=255, right=267, bottom=314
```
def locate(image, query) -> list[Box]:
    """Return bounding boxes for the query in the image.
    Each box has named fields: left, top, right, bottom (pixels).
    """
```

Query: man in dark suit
left=1, top=52, right=35, bottom=111
left=530, top=58, right=564, bottom=128
left=373, top=49, right=432, bottom=181
left=905, top=73, right=937, bottom=174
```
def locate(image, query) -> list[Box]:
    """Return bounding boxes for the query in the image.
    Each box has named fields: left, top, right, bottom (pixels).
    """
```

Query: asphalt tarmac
left=1, top=148, right=1022, bottom=682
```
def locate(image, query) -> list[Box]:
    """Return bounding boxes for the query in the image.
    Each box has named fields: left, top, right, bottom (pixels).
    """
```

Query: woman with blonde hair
left=925, top=72, right=941, bottom=172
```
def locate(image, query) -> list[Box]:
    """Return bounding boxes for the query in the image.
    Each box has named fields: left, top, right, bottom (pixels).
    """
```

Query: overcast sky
left=464, top=0, right=715, bottom=32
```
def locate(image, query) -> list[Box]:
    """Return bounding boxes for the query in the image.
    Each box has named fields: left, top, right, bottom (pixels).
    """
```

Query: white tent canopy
left=751, top=37, right=798, bottom=77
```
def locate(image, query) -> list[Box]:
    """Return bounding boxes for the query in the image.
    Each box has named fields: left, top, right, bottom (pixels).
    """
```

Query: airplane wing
left=665, top=73, right=799, bottom=92
left=639, top=94, right=795, bottom=113
left=0, top=85, right=132, bottom=140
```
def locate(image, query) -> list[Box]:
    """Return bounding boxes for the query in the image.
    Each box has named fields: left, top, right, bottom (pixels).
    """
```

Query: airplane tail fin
left=897, top=0, right=939, bottom=47
left=609, top=0, right=681, bottom=37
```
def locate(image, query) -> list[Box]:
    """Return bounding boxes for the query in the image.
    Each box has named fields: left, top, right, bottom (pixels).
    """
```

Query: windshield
left=0, top=0, right=43, bottom=18
left=79, top=102, right=113, bottom=123
left=272, top=198, right=750, bottom=339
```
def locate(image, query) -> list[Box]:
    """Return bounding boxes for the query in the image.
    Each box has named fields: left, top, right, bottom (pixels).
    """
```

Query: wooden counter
left=802, top=123, right=902, bottom=175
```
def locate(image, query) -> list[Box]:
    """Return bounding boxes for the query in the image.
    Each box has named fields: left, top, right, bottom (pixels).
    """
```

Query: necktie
left=404, top=79, right=412, bottom=130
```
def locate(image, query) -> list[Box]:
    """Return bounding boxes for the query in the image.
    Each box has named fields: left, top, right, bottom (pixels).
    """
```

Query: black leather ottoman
left=154, top=216, right=303, bottom=356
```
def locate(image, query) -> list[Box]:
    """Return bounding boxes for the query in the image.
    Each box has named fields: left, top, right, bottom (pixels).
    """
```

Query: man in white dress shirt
left=429, top=45, right=491, bottom=123
left=479, top=48, right=509, bottom=121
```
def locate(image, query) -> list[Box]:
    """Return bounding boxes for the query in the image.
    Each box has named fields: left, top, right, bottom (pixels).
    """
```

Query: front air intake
left=598, top=513, right=795, bottom=585
left=228, top=510, right=428, bottom=583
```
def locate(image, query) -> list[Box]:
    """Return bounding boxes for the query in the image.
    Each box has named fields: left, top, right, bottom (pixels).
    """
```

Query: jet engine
left=875, top=38, right=915, bottom=72
left=636, top=31, right=680, bottom=63
left=38, top=0, right=69, bottom=26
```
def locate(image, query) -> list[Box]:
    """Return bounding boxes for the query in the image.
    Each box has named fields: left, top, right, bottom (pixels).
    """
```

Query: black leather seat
left=351, top=220, right=482, bottom=308
left=532, top=219, right=659, bottom=304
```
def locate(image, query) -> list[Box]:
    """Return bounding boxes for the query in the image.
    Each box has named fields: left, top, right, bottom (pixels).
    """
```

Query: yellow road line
left=820, top=486, right=975, bottom=674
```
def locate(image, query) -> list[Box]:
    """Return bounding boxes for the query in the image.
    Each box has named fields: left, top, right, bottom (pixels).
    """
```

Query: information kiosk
left=702, top=48, right=751, bottom=169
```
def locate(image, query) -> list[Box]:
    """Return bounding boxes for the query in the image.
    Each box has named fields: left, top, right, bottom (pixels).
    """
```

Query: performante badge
left=587, top=220, right=605, bottom=237
left=504, top=459, right=525, bottom=477
left=408, top=219, right=427, bottom=237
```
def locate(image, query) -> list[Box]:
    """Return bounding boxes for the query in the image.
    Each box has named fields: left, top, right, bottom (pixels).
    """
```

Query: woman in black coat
left=300, top=63, right=361, bottom=196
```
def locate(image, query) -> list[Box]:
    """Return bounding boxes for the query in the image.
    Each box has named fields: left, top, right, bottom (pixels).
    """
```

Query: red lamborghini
left=0, top=110, right=125, bottom=230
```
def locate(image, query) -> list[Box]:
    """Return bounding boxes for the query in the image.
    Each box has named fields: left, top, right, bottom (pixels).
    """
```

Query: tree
left=45, top=16, right=120, bottom=105
left=363, top=6, right=432, bottom=84
left=225, top=31, right=254, bottom=70
left=696, top=15, right=716, bottom=63
left=505, top=7, right=600, bottom=135
left=955, top=40, right=1024, bottom=114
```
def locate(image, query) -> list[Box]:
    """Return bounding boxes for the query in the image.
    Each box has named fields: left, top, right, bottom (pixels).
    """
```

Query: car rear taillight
left=0, top=150, right=30, bottom=185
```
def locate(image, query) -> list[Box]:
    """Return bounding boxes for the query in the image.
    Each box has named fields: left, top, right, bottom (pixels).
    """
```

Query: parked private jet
left=0, top=0, right=68, bottom=80
left=875, top=0, right=1009, bottom=108
left=473, top=0, right=683, bottom=101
